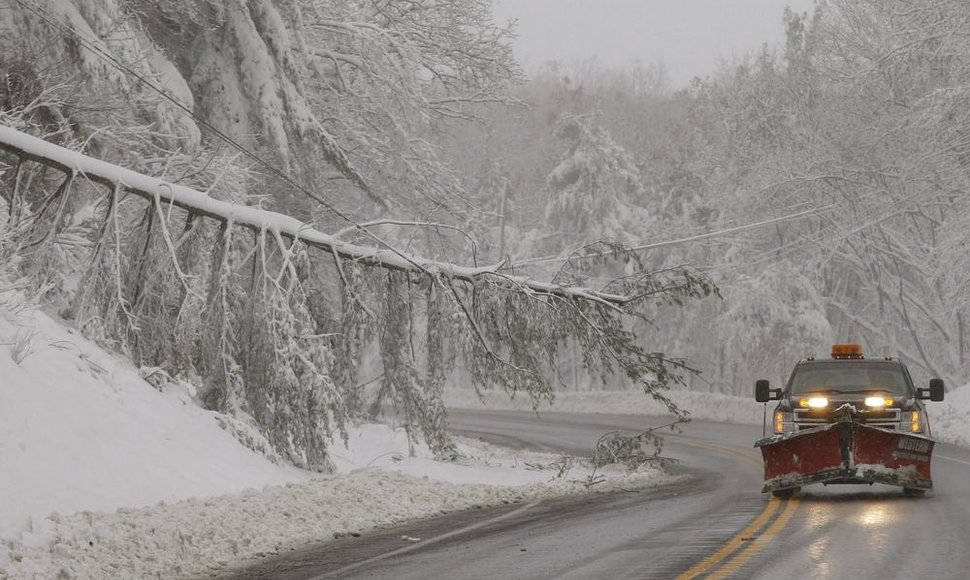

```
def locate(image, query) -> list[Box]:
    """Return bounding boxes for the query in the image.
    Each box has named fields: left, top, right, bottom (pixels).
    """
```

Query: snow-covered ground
left=0, top=308, right=675, bottom=579
left=930, top=384, right=970, bottom=447
left=3, top=304, right=968, bottom=579
left=0, top=310, right=310, bottom=540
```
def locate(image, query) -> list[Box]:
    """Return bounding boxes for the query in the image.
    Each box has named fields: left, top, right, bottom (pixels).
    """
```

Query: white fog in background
left=493, top=0, right=818, bottom=86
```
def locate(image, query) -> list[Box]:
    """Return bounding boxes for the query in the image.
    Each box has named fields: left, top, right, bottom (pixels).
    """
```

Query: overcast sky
left=492, top=0, right=818, bottom=87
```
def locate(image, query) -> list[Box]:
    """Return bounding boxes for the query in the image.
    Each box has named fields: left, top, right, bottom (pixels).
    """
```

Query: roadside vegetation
left=0, top=0, right=713, bottom=471
left=3, top=0, right=970, bottom=469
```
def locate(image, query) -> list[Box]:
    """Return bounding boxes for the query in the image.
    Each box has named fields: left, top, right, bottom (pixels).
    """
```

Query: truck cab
left=756, top=344, right=944, bottom=436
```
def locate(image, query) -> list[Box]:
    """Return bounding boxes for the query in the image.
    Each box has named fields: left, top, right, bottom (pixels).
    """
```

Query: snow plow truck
left=754, top=344, right=945, bottom=498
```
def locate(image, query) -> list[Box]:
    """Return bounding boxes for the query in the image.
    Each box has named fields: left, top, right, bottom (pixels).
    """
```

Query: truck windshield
left=789, top=362, right=911, bottom=395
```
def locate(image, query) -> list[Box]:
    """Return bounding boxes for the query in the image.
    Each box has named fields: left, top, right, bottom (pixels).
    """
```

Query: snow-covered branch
left=0, top=125, right=631, bottom=306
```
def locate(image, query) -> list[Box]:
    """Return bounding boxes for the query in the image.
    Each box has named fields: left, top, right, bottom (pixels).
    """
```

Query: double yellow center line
left=669, top=436, right=801, bottom=579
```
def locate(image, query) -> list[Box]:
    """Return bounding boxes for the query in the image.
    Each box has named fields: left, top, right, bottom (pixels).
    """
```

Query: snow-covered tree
left=544, top=114, right=650, bottom=247
left=645, top=0, right=970, bottom=389
left=0, top=0, right=537, bottom=466
left=2, top=0, right=521, bottom=225
left=0, top=123, right=717, bottom=467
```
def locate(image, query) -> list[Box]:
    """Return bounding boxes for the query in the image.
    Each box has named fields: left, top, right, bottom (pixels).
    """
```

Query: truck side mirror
left=929, top=378, right=945, bottom=402
left=918, top=378, right=945, bottom=401
left=755, top=379, right=781, bottom=402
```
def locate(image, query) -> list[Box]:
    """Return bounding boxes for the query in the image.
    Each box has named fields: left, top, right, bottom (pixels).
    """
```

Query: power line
left=512, top=206, right=837, bottom=268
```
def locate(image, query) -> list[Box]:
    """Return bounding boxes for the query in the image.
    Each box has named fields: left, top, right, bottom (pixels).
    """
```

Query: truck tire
left=771, top=487, right=798, bottom=498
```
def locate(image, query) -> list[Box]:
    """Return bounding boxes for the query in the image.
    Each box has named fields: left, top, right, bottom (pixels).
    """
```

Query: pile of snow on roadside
left=0, top=308, right=309, bottom=543
left=930, top=383, right=970, bottom=447
left=4, top=439, right=673, bottom=580
left=0, top=307, right=678, bottom=579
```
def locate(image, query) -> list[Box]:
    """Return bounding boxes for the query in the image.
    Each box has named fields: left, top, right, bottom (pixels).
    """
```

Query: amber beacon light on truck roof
left=830, top=343, right=864, bottom=359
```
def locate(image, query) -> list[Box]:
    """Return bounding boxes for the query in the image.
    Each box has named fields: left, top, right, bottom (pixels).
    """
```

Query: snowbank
left=445, top=387, right=766, bottom=425
left=3, top=443, right=669, bottom=579
left=930, top=383, right=970, bottom=447
left=0, top=308, right=676, bottom=579
left=0, top=308, right=309, bottom=543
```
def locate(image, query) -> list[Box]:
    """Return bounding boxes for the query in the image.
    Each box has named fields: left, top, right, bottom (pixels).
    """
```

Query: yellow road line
left=708, top=498, right=800, bottom=579
left=675, top=498, right=781, bottom=580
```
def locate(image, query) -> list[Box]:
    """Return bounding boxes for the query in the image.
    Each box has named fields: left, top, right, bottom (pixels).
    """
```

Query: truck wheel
left=903, top=487, right=926, bottom=497
left=772, top=488, right=797, bottom=499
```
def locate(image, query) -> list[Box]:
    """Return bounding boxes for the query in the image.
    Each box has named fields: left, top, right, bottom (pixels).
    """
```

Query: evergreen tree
left=544, top=114, right=651, bottom=247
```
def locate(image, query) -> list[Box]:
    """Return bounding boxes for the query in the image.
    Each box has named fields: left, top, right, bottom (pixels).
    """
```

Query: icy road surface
left=218, top=409, right=970, bottom=579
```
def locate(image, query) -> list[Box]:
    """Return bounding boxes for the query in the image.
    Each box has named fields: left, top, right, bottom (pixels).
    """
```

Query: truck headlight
left=865, top=396, right=893, bottom=408
left=807, top=397, right=829, bottom=409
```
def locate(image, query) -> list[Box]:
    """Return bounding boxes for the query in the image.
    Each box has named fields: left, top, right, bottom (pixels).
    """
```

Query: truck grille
left=793, top=408, right=901, bottom=430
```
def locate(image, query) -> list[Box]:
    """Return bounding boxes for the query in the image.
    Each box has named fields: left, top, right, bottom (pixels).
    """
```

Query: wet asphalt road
left=213, top=409, right=970, bottom=579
